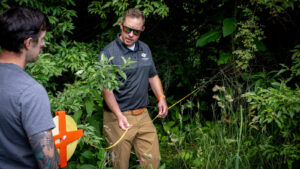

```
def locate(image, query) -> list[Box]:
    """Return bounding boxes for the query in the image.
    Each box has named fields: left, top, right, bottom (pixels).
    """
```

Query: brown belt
left=124, top=107, right=146, bottom=115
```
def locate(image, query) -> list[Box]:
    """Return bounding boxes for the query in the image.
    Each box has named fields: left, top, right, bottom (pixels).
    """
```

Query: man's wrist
left=157, top=94, right=165, bottom=101
left=113, top=110, right=123, bottom=118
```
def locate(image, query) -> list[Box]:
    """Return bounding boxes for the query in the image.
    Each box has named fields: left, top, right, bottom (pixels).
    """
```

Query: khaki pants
left=103, top=109, right=160, bottom=169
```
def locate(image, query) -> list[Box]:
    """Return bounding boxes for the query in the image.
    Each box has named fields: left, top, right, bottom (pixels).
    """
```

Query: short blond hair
left=123, top=8, right=145, bottom=25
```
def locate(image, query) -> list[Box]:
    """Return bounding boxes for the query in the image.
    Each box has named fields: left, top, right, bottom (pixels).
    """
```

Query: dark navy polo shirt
left=98, top=34, right=157, bottom=112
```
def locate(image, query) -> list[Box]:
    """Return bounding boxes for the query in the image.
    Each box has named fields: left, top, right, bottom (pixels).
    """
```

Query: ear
left=142, top=26, right=145, bottom=31
left=120, top=21, right=123, bottom=30
left=24, top=38, right=33, bottom=50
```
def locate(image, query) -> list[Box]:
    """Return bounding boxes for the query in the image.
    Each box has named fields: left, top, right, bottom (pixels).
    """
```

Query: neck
left=0, top=50, right=26, bottom=69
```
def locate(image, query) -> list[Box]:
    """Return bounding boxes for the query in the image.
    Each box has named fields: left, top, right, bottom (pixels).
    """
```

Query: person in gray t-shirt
left=0, top=7, right=60, bottom=169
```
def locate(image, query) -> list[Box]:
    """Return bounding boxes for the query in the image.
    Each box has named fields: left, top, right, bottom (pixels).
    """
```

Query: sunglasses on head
left=122, top=24, right=142, bottom=36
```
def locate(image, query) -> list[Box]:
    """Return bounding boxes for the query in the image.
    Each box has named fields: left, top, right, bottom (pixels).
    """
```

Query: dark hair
left=123, top=8, right=145, bottom=25
left=0, top=7, right=48, bottom=53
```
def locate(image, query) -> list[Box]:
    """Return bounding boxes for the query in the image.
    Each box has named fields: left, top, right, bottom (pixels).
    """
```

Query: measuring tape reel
left=52, top=111, right=83, bottom=168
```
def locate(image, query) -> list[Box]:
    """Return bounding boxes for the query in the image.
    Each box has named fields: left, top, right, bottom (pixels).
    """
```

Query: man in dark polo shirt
left=99, top=8, right=168, bottom=169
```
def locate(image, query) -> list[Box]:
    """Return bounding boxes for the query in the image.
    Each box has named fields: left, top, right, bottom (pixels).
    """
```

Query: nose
left=128, top=31, right=134, bottom=37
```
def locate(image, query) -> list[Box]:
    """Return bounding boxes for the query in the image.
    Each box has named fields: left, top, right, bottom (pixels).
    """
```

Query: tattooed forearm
left=29, top=130, right=60, bottom=169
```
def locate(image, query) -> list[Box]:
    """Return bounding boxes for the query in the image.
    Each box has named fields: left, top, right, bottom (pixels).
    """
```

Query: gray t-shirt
left=99, top=34, right=157, bottom=111
left=0, top=63, right=55, bottom=169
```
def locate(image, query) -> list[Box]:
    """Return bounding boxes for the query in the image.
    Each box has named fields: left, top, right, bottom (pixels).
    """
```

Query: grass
left=158, top=102, right=252, bottom=169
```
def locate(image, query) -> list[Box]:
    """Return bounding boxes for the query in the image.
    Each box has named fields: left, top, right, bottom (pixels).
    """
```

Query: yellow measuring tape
left=83, top=85, right=202, bottom=150
left=82, top=129, right=129, bottom=150
left=152, top=85, right=202, bottom=121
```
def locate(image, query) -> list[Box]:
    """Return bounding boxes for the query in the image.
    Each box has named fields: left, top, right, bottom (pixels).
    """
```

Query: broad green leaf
left=85, top=99, right=95, bottom=118
left=151, top=1, right=160, bottom=8
left=102, top=2, right=111, bottom=9
left=222, top=18, right=236, bottom=37
left=81, top=150, right=94, bottom=159
left=271, top=82, right=281, bottom=88
left=87, top=112, right=101, bottom=136
left=121, top=56, right=127, bottom=64
left=196, top=30, right=221, bottom=47
left=118, top=70, right=127, bottom=80
left=217, top=52, right=232, bottom=65
left=254, top=39, right=267, bottom=51
left=97, top=149, right=106, bottom=160
left=166, top=121, right=175, bottom=127
left=1, top=2, right=10, bottom=9
left=192, top=159, right=201, bottom=167
left=72, top=110, right=82, bottom=123
left=159, top=163, right=166, bottom=169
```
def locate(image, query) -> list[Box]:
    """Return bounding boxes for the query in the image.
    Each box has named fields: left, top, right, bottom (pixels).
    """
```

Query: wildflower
left=212, top=85, right=226, bottom=92
left=212, top=95, right=220, bottom=101
left=76, top=70, right=84, bottom=75
left=225, top=95, right=234, bottom=102
left=212, top=85, right=220, bottom=92
left=217, top=102, right=225, bottom=109
left=220, top=86, right=226, bottom=92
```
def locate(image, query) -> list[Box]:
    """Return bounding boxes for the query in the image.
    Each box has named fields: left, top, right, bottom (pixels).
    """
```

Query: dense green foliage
left=1, top=0, right=299, bottom=168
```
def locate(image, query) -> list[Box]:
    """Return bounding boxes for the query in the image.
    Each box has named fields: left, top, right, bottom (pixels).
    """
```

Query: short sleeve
left=20, top=84, right=55, bottom=137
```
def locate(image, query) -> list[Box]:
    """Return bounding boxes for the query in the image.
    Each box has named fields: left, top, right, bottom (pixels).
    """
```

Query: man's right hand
left=102, top=89, right=132, bottom=130
left=117, top=114, right=132, bottom=131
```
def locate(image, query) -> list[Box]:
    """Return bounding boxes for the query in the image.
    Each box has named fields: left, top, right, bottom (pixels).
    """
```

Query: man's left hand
left=158, top=98, right=168, bottom=118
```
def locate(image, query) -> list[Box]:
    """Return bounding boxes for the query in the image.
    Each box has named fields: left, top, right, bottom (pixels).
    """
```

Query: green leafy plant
left=242, top=46, right=300, bottom=168
left=88, top=0, right=169, bottom=25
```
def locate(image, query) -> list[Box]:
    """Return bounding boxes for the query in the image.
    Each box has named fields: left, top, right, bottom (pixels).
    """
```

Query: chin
left=125, top=41, right=134, bottom=46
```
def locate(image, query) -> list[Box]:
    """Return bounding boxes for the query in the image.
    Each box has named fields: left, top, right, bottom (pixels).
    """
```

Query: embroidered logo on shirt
left=141, top=53, right=149, bottom=61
